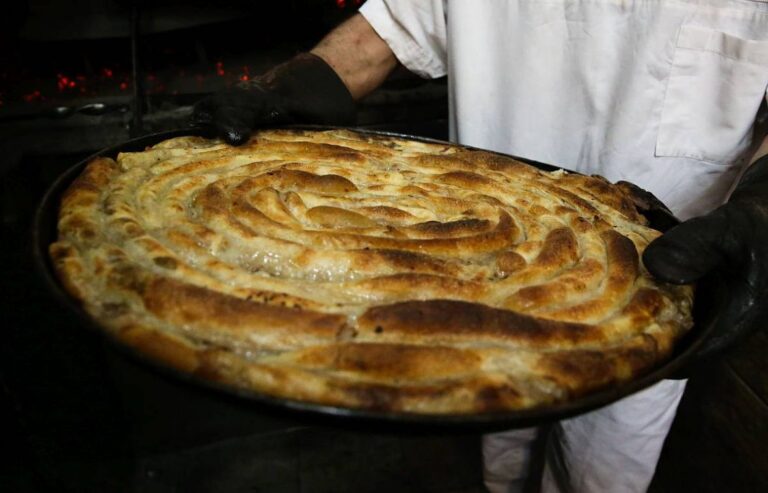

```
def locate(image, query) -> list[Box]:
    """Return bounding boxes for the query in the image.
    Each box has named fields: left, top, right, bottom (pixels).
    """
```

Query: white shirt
left=359, top=0, right=768, bottom=219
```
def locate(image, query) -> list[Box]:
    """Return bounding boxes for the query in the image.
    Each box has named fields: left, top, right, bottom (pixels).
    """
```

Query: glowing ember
left=336, top=0, right=363, bottom=7
left=57, top=74, right=70, bottom=91
left=240, top=65, right=250, bottom=82
left=23, top=90, right=43, bottom=102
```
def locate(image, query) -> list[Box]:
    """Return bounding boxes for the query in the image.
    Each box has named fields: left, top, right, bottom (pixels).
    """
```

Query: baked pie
left=50, top=129, right=693, bottom=414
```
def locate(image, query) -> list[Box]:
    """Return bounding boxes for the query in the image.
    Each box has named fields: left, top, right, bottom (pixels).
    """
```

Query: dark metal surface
left=32, top=127, right=715, bottom=432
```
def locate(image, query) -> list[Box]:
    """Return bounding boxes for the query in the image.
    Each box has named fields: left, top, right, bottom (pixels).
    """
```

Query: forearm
left=191, top=14, right=390, bottom=144
left=311, top=13, right=398, bottom=101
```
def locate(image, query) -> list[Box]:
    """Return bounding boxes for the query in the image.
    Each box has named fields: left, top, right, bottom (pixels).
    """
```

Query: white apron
left=360, top=0, right=768, bottom=220
left=360, top=2, right=768, bottom=492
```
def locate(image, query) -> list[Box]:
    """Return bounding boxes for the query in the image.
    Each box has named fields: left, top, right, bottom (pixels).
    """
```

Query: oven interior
left=0, top=3, right=492, bottom=493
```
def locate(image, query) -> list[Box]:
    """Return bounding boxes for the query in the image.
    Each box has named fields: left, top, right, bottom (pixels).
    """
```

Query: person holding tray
left=192, top=2, right=768, bottom=491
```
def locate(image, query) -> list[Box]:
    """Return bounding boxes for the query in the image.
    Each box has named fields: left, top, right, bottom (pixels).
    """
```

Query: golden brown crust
left=357, top=300, right=602, bottom=347
left=50, top=129, right=694, bottom=415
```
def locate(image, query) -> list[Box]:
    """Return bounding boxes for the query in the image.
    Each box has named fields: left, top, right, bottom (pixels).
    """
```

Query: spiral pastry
left=50, top=129, right=693, bottom=414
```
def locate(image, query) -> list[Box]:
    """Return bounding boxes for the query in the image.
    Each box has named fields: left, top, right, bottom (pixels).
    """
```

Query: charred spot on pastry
left=153, top=256, right=178, bottom=270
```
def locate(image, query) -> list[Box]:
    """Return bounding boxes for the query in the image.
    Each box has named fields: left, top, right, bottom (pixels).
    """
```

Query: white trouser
left=483, top=379, right=687, bottom=493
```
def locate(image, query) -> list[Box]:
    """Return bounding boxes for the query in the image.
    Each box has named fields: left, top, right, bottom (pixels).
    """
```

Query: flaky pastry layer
left=50, top=129, right=693, bottom=414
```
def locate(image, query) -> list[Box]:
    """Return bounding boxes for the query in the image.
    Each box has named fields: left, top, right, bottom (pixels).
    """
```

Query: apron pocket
left=655, top=25, right=768, bottom=165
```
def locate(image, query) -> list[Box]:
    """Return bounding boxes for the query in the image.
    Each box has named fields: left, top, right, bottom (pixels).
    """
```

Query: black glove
left=643, top=154, right=768, bottom=362
left=191, top=53, right=356, bottom=145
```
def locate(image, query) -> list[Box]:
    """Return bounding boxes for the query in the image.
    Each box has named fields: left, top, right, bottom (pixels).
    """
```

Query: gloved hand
left=643, top=154, right=768, bottom=362
left=191, top=53, right=356, bottom=145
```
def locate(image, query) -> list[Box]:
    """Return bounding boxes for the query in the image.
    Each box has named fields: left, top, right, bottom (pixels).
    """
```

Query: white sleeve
left=358, top=0, right=448, bottom=79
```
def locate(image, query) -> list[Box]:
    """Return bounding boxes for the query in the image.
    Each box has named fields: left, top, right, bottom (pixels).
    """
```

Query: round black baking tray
left=32, top=126, right=714, bottom=432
